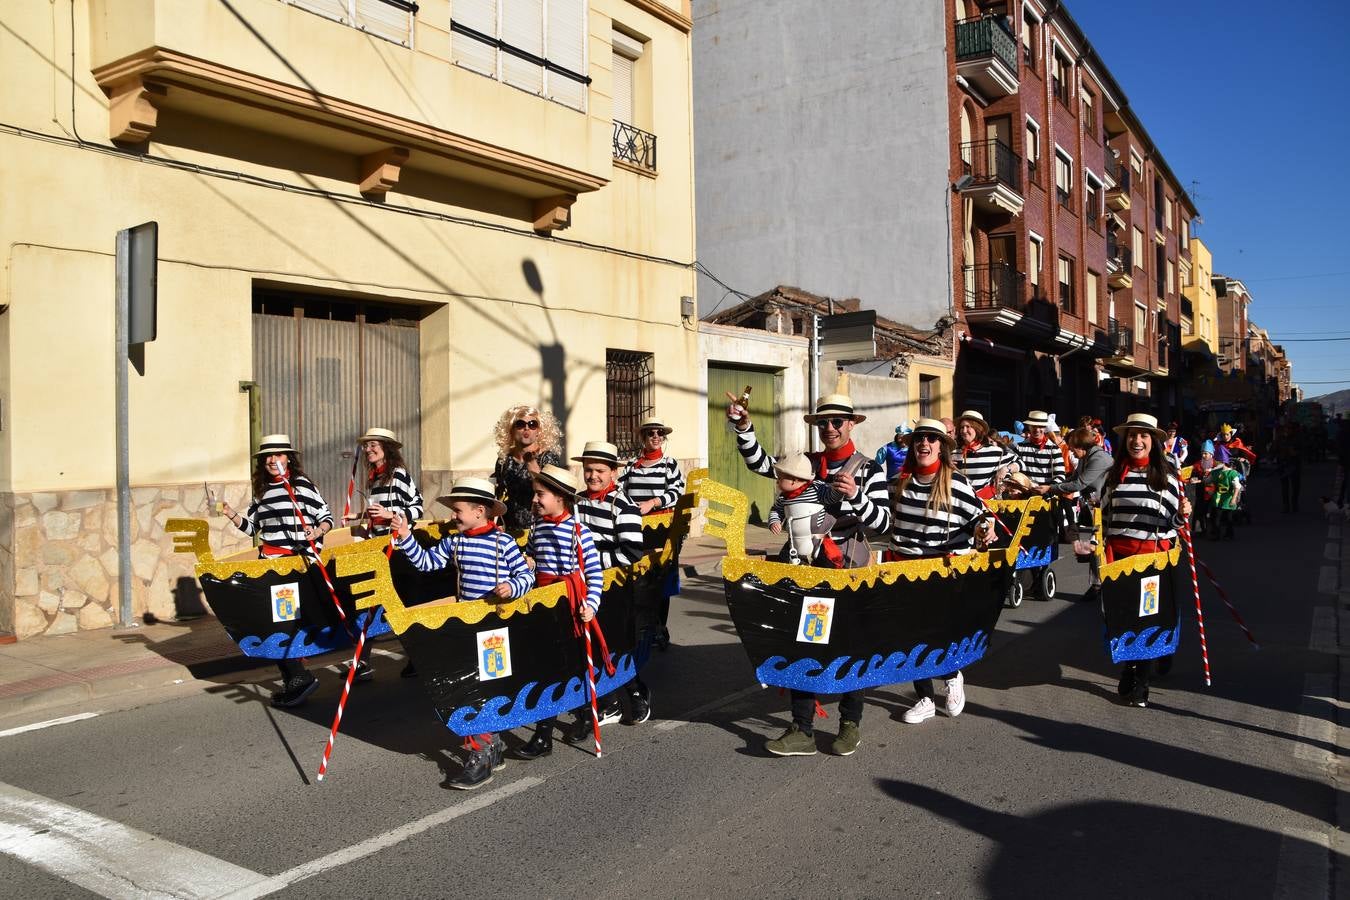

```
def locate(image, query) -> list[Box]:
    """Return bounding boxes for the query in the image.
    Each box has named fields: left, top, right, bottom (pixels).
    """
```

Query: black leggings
left=789, top=689, right=864, bottom=732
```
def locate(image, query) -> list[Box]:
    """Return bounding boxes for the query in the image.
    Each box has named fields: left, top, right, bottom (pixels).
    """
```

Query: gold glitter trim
left=1101, top=545, right=1181, bottom=580
left=166, top=519, right=212, bottom=561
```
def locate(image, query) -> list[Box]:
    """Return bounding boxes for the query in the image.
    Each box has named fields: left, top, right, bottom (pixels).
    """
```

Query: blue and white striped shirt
left=528, top=516, right=604, bottom=611
left=394, top=529, right=533, bottom=601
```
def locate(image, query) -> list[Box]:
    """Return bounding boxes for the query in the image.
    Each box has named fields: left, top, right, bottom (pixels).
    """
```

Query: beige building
left=1182, top=237, right=1219, bottom=356
left=0, top=0, right=697, bottom=638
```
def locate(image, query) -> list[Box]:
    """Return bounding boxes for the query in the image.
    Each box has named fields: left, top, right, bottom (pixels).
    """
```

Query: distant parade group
left=175, top=390, right=1263, bottom=789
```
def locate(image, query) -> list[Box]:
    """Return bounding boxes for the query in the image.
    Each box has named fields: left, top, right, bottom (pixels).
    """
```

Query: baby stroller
left=1230, top=457, right=1252, bottom=526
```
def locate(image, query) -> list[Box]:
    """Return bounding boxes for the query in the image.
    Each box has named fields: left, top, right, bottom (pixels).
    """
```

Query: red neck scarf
left=907, top=458, right=941, bottom=478
left=782, top=482, right=811, bottom=500
left=816, top=441, right=857, bottom=479
left=584, top=483, right=618, bottom=501
left=461, top=522, right=497, bottom=537
left=540, top=512, right=570, bottom=524
left=639, top=448, right=664, bottom=463
left=1118, top=456, right=1150, bottom=483
left=1031, top=436, right=1048, bottom=449
left=963, top=441, right=983, bottom=456
left=368, top=463, right=387, bottom=483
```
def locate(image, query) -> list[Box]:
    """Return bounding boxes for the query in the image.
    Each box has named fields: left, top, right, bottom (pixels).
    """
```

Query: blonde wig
left=493, top=405, right=562, bottom=459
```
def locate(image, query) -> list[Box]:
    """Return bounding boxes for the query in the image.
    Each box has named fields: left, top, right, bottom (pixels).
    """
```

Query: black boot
left=514, top=723, right=553, bottom=760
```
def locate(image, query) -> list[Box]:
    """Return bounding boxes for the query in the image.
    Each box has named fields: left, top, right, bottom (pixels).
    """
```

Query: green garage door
left=707, top=364, right=778, bottom=524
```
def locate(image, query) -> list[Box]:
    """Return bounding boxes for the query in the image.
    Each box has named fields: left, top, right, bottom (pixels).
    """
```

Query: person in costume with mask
left=1163, top=422, right=1189, bottom=470
left=492, top=405, right=563, bottom=534
left=953, top=410, right=1019, bottom=498
left=1015, top=410, right=1066, bottom=487
left=726, top=393, right=892, bottom=758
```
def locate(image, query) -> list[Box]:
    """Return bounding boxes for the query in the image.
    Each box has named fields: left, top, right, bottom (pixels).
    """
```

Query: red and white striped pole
left=316, top=614, right=371, bottom=781
left=582, top=619, right=602, bottom=758
left=1178, top=521, right=1211, bottom=686
left=1193, top=554, right=1260, bottom=649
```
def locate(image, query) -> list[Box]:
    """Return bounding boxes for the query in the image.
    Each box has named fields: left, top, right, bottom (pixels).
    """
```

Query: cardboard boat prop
left=1098, top=545, right=1182, bottom=664
left=331, top=473, right=704, bottom=736
left=166, top=520, right=419, bottom=659
left=985, top=495, right=1062, bottom=604
left=699, top=478, right=1018, bottom=694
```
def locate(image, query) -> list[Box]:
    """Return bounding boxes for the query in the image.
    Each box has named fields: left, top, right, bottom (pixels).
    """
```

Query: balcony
left=1153, top=335, right=1169, bottom=376
left=955, top=17, right=1019, bottom=97
left=613, top=121, right=658, bottom=173
left=1106, top=160, right=1131, bottom=211
left=962, top=263, right=1025, bottom=317
left=959, top=139, right=1024, bottom=215
left=1103, top=318, right=1147, bottom=374
left=1106, top=243, right=1133, bottom=289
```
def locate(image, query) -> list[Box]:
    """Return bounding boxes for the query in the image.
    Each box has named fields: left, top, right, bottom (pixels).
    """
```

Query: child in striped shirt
left=767, top=454, right=841, bottom=565
left=390, top=476, right=532, bottom=791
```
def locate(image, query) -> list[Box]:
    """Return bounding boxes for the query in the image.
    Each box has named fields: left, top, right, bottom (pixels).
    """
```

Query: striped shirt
left=1016, top=440, right=1066, bottom=486
left=734, top=427, right=891, bottom=537
left=955, top=442, right=1018, bottom=491
left=620, top=455, right=686, bottom=510
left=528, top=516, right=604, bottom=611
left=890, top=471, right=987, bottom=557
left=576, top=490, right=645, bottom=569
left=394, top=529, right=533, bottom=600
left=768, top=481, right=840, bottom=527
left=367, top=467, right=424, bottom=523
left=1103, top=468, right=1183, bottom=542
left=237, top=476, right=333, bottom=558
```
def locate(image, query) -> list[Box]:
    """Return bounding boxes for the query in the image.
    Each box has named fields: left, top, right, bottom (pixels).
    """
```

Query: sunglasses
left=513, top=419, right=541, bottom=430
left=814, top=418, right=848, bottom=431
left=913, top=434, right=943, bottom=444
left=641, top=429, right=664, bottom=438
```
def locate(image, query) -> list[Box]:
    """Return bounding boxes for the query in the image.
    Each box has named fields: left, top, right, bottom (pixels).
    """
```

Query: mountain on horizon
left=1308, top=388, right=1350, bottom=414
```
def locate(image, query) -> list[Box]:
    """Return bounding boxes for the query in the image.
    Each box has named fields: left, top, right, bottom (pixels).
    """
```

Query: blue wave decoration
left=753, top=631, right=991, bottom=692
left=1014, top=545, right=1055, bottom=570
left=236, top=609, right=391, bottom=659
left=445, top=652, right=639, bottom=735
left=1109, top=620, right=1181, bottom=664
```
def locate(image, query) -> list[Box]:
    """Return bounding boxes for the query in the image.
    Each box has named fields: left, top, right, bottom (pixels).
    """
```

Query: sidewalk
left=0, top=528, right=774, bottom=723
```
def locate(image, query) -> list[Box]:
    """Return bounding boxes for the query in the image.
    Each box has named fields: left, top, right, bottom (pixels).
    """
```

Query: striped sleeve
left=395, top=533, right=453, bottom=572
left=498, top=534, right=534, bottom=598
left=237, top=499, right=260, bottom=537
left=610, top=495, right=645, bottom=567
left=842, top=460, right=891, bottom=535
left=293, top=477, right=333, bottom=527
left=733, top=426, right=776, bottom=477
left=577, top=525, right=603, bottom=611
left=659, top=460, right=686, bottom=509
left=768, top=492, right=786, bottom=525
left=371, top=468, right=423, bottom=521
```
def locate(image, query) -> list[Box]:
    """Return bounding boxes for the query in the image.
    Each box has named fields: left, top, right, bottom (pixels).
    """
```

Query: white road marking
left=0, top=781, right=264, bottom=899
left=1308, top=606, right=1337, bottom=655
left=0, top=712, right=101, bottom=739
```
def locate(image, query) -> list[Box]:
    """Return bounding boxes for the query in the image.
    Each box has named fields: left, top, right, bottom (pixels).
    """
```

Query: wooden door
left=706, top=364, right=778, bottom=523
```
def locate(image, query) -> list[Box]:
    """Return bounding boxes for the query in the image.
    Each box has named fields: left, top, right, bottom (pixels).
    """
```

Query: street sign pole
left=114, top=229, right=133, bottom=627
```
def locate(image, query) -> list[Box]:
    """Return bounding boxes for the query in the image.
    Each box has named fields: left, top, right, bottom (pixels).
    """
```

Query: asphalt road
left=1, top=469, right=1343, bottom=899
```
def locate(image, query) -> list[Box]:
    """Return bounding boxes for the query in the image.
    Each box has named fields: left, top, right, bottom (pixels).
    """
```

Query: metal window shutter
left=290, top=0, right=352, bottom=25
left=612, top=51, right=633, bottom=125
left=546, top=0, right=587, bottom=109
left=501, top=0, right=544, bottom=94
left=452, top=0, right=498, bottom=75
left=355, top=0, right=413, bottom=46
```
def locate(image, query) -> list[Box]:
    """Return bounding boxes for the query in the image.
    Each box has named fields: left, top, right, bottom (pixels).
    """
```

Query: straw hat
left=637, top=416, right=673, bottom=436
left=572, top=441, right=621, bottom=467
left=956, top=410, right=989, bottom=437
left=357, top=426, right=402, bottom=447
left=534, top=464, right=582, bottom=496
left=907, top=417, right=956, bottom=449
left=436, top=476, right=506, bottom=519
left=1022, top=410, right=1051, bottom=428
left=253, top=434, right=299, bottom=458
left=772, top=453, right=815, bottom=483
left=1112, top=412, right=1169, bottom=443
left=803, top=394, right=867, bottom=425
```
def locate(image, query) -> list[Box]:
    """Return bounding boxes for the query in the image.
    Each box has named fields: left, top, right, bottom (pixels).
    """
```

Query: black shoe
left=341, top=660, right=375, bottom=683
left=1116, top=666, right=1136, bottom=699
left=623, top=685, right=652, bottom=725
left=271, top=673, right=319, bottom=708
left=564, top=715, right=595, bottom=744
left=653, top=627, right=671, bottom=652
left=514, top=727, right=553, bottom=760
left=447, top=748, right=494, bottom=791
left=400, top=660, right=418, bottom=678
left=489, top=735, right=508, bottom=771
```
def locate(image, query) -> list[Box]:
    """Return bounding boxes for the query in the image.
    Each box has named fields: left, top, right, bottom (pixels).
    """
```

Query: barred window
left=606, top=350, right=654, bottom=456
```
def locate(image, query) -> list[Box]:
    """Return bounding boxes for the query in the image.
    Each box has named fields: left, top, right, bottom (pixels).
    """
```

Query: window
left=1164, top=196, right=1174, bottom=231
left=1132, top=227, right=1145, bottom=270
left=1051, top=48, right=1071, bottom=105
left=1155, top=244, right=1166, bottom=298
left=1058, top=255, right=1075, bottom=312
left=1167, top=259, right=1175, bottom=296
left=284, top=0, right=416, bottom=47
left=1134, top=304, right=1147, bottom=347
left=1086, top=269, right=1100, bottom=325
left=1081, top=88, right=1097, bottom=140
left=1084, top=172, right=1102, bottom=228
left=452, top=0, right=589, bottom=111
left=918, top=375, right=938, bottom=418
left=1153, top=177, right=1165, bottom=230
left=1025, top=119, right=1041, bottom=178
left=611, top=30, right=642, bottom=126
left=1028, top=234, right=1043, bottom=290
left=1181, top=217, right=1190, bottom=246
left=1054, top=150, right=1072, bottom=210
left=1022, top=8, right=1038, bottom=68
left=606, top=350, right=654, bottom=456
left=1130, top=152, right=1143, bottom=191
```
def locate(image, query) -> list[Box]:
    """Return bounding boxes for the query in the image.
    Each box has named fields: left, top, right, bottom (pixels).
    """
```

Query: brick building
left=949, top=0, right=1198, bottom=428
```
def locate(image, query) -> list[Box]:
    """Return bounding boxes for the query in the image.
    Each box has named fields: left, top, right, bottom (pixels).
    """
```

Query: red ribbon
left=815, top=441, right=857, bottom=480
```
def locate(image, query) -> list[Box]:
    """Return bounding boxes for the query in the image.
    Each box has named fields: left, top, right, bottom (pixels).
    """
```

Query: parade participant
left=1101, top=413, right=1192, bottom=708
left=766, top=454, right=841, bottom=564
left=1216, top=423, right=1257, bottom=469
left=1204, top=458, right=1242, bottom=539
left=514, top=465, right=604, bottom=761
left=574, top=441, right=649, bottom=728
left=727, top=393, right=891, bottom=757
left=1164, top=422, right=1189, bottom=470
left=1190, top=441, right=1217, bottom=537
left=389, top=478, right=533, bottom=789
left=1273, top=423, right=1302, bottom=514
left=889, top=419, right=995, bottom=725
left=953, top=410, right=1018, bottom=498
left=492, top=405, right=563, bottom=534
left=1015, top=411, right=1066, bottom=486
left=874, top=424, right=910, bottom=479
left=221, top=434, right=333, bottom=708
left=1036, top=427, right=1112, bottom=602
left=619, top=416, right=686, bottom=515
left=344, top=427, right=423, bottom=535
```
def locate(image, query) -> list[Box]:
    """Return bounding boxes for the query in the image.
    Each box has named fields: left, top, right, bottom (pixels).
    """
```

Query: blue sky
left=1072, top=0, right=1350, bottom=397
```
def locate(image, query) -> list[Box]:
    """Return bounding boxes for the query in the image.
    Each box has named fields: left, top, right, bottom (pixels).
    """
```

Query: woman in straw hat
left=619, top=415, right=686, bottom=516
left=953, top=410, right=1019, bottom=498
left=221, top=434, right=334, bottom=708
left=1101, top=412, right=1192, bottom=708
left=344, top=426, right=423, bottom=537
left=492, top=404, right=564, bottom=534
left=1015, top=411, right=1066, bottom=487
left=888, top=419, right=995, bottom=727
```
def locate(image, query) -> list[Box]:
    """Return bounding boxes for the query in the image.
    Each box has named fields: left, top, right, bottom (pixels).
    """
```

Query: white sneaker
left=903, top=697, right=936, bottom=724
left=944, top=671, right=966, bottom=717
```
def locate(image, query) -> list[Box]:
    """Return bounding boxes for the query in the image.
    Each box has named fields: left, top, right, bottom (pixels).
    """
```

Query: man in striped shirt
left=726, top=393, right=891, bottom=759
left=1016, top=410, right=1066, bottom=486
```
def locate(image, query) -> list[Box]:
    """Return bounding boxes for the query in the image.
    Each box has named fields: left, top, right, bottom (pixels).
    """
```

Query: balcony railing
left=1181, top=296, right=1193, bottom=318
left=962, top=263, right=1025, bottom=311
left=955, top=16, right=1018, bottom=75
left=1107, top=158, right=1130, bottom=193
left=1108, top=318, right=1133, bottom=354
left=613, top=121, right=657, bottom=171
left=960, top=139, right=1022, bottom=193
left=1156, top=335, right=1169, bottom=369
left=1107, top=241, right=1132, bottom=270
